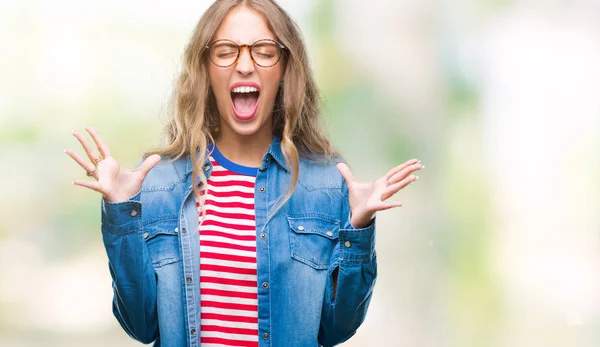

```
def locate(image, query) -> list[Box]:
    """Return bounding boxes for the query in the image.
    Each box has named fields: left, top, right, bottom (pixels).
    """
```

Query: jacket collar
left=183, top=135, right=288, bottom=176
left=266, top=136, right=288, bottom=172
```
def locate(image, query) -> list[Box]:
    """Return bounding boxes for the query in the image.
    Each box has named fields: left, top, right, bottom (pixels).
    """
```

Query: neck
left=214, top=128, right=273, bottom=168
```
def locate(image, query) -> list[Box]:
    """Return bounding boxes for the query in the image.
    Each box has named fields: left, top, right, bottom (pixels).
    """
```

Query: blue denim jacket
left=100, top=136, right=377, bottom=347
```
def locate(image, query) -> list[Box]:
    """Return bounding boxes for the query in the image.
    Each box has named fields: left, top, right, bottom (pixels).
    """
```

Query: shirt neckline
left=209, top=143, right=259, bottom=177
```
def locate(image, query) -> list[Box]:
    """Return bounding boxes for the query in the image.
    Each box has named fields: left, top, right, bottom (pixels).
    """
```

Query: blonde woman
left=65, top=0, right=422, bottom=346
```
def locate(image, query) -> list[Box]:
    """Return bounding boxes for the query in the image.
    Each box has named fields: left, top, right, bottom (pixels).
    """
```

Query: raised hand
left=65, top=126, right=161, bottom=203
left=336, top=159, right=423, bottom=229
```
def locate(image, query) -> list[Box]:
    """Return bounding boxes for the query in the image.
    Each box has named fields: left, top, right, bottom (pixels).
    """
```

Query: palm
left=96, top=157, right=146, bottom=201
left=336, top=159, right=423, bottom=229
left=346, top=177, right=386, bottom=216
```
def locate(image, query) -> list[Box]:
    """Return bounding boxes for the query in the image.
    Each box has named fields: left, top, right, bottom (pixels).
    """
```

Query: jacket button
left=203, top=164, right=210, bottom=171
left=259, top=186, right=265, bottom=193
left=174, top=227, right=178, bottom=233
left=260, top=233, right=267, bottom=239
left=263, top=332, right=269, bottom=340
left=182, top=227, right=187, bottom=233
left=186, top=277, right=192, bottom=284
left=190, top=328, right=197, bottom=336
left=261, top=282, right=269, bottom=289
left=142, top=232, right=149, bottom=239
left=266, top=157, right=270, bottom=162
left=326, top=231, right=333, bottom=237
left=297, top=225, right=304, bottom=231
left=130, top=210, right=138, bottom=217
left=344, top=240, right=352, bottom=248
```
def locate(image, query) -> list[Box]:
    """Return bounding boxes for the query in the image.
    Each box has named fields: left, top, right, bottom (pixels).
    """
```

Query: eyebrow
left=212, top=38, right=277, bottom=44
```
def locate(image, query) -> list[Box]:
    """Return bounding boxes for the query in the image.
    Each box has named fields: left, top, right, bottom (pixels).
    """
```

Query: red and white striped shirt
left=196, top=151, right=259, bottom=347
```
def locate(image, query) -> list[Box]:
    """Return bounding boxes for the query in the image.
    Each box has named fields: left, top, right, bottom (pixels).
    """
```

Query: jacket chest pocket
left=143, top=219, right=181, bottom=268
left=287, top=215, right=340, bottom=270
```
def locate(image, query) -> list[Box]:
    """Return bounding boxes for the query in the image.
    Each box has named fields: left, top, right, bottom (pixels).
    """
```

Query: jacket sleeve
left=101, top=190, right=159, bottom=344
left=317, top=179, right=378, bottom=347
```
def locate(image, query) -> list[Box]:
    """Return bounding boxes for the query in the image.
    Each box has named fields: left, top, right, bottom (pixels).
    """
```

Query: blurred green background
left=1, top=0, right=599, bottom=346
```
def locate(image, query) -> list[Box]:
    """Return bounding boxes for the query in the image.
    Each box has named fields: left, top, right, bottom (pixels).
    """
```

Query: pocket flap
left=286, top=215, right=340, bottom=240
left=143, top=218, right=179, bottom=241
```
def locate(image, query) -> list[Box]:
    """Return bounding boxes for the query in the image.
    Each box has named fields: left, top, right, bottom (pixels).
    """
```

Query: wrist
left=350, top=212, right=375, bottom=229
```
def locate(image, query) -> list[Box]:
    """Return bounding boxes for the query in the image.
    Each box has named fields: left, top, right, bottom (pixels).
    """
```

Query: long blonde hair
left=144, top=0, right=340, bottom=217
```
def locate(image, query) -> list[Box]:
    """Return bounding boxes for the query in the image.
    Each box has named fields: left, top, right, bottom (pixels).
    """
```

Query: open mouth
left=230, top=85, right=260, bottom=120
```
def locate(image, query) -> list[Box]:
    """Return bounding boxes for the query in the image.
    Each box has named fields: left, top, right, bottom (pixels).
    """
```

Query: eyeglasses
left=206, top=39, right=286, bottom=68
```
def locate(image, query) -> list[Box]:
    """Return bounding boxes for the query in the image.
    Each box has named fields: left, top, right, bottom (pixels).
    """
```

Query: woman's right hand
left=65, top=126, right=161, bottom=203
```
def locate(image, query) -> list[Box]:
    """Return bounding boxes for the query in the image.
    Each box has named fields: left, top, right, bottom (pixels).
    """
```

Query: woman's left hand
left=336, top=159, right=423, bottom=229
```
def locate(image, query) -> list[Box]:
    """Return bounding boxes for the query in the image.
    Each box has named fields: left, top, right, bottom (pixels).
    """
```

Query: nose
left=235, top=46, right=255, bottom=75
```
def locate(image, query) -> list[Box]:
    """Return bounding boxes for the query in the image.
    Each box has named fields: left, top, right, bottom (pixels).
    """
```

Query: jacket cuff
left=101, top=190, right=143, bottom=235
left=339, top=218, right=376, bottom=263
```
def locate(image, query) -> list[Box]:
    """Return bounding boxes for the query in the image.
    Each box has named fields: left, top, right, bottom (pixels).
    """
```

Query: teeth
left=232, top=86, right=259, bottom=93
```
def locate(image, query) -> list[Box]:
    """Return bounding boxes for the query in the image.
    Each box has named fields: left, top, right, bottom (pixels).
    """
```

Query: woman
left=65, top=0, right=422, bottom=346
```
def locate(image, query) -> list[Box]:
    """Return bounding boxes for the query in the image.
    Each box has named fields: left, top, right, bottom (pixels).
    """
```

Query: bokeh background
left=1, top=0, right=599, bottom=346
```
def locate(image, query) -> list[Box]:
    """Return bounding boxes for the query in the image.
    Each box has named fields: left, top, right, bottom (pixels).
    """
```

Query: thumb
left=137, top=154, right=161, bottom=176
left=336, top=162, right=356, bottom=184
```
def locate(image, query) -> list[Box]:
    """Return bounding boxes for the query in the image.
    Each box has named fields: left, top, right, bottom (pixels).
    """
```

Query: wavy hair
left=143, top=0, right=340, bottom=218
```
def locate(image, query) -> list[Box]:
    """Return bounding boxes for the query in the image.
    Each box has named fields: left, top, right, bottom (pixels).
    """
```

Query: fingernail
left=415, top=175, right=419, bottom=180
left=64, top=148, right=67, bottom=153
left=421, top=165, right=425, bottom=169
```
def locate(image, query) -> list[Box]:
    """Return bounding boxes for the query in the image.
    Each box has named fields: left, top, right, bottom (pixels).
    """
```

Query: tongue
left=232, top=93, right=259, bottom=113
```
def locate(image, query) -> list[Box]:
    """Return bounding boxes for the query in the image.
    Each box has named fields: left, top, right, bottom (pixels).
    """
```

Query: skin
left=65, top=6, right=424, bottom=227
left=337, top=160, right=423, bottom=229
left=209, top=6, right=284, bottom=168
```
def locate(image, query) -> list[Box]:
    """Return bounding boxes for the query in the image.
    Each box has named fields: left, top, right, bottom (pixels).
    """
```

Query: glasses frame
left=206, top=38, right=286, bottom=68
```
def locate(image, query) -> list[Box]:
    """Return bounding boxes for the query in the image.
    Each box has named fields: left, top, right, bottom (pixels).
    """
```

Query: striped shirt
left=196, top=146, right=259, bottom=347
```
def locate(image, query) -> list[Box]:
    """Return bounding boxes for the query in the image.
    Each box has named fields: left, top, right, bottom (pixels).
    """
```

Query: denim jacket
left=100, top=136, right=377, bottom=347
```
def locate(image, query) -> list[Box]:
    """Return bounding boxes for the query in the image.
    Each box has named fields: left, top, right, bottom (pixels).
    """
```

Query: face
left=208, top=6, right=284, bottom=141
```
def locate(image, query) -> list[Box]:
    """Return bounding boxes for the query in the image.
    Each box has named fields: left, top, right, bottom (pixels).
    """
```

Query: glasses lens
left=251, top=41, right=281, bottom=67
left=210, top=41, right=239, bottom=67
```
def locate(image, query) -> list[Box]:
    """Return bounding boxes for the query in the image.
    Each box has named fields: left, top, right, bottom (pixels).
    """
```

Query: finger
left=387, top=163, right=423, bottom=185
left=72, top=179, right=103, bottom=193
left=135, top=154, right=162, bottom=176
left=65, top=148, right=96, bottom=175
left=72, top=129, right=102, bottom=163
left=85, top=126, right=112, bottom=159
left=377, top=201, right=404, bottom=211
left=384, top=159, right=420, bottom=180
left=336, top=162, right=356, bottom=184
left=381, top=174, right=418, bottom=200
